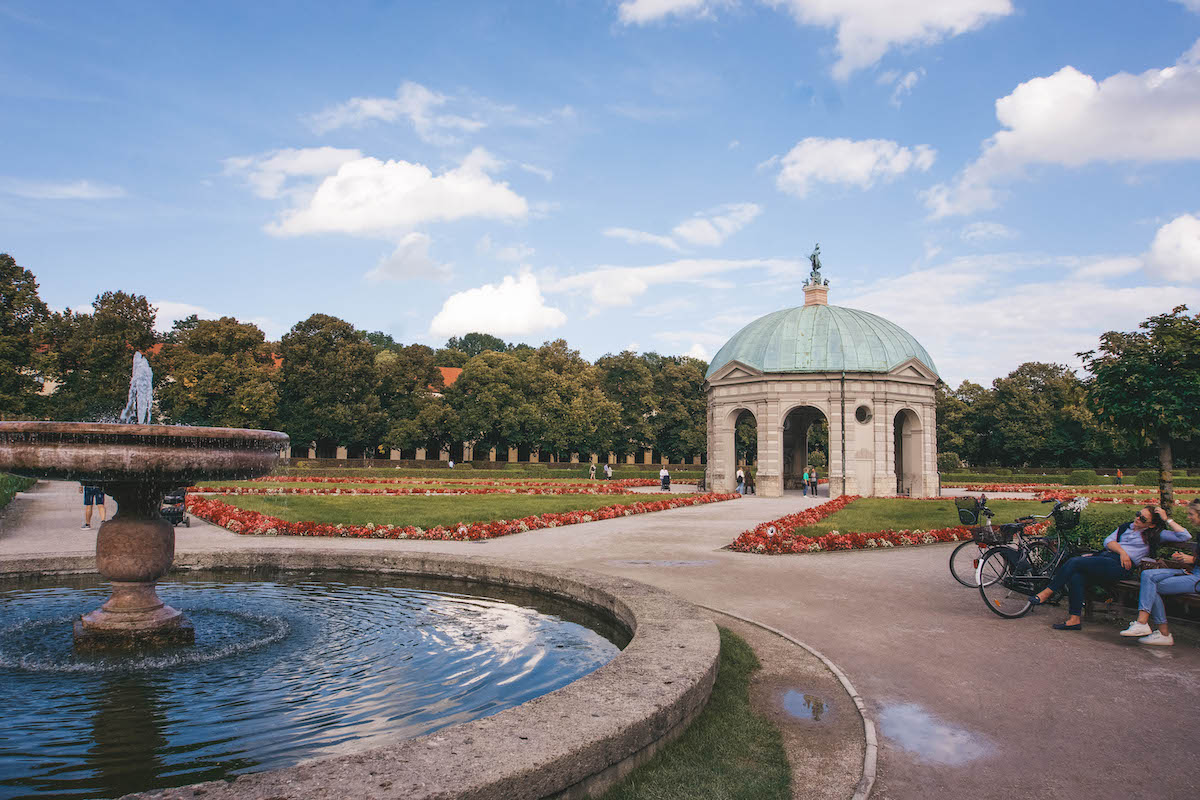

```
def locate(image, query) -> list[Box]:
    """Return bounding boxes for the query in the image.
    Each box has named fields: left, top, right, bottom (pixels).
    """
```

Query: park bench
left=1089, top=544, right=1200, bottom=626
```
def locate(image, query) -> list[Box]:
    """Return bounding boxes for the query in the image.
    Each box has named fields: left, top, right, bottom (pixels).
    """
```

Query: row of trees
left=2, top=256, right=708, bottom=462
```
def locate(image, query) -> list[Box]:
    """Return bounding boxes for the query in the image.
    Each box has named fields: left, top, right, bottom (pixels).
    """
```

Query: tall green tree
left=595, top=351, right=656, bottom=458
left=42, top=291, right=157, bottom=421
left=1081, top=306, right=1200, bottom=506
left=156, top=316, right=279, bottom=428
left=444, top=350, right=539, bottom=454
left=445, top=332, right=510, bottom=358
left=277, top=314, right=383, bottom=454
left=648, top=355, right=708, bottom=461
left=0, top=254, right=49, bottom=417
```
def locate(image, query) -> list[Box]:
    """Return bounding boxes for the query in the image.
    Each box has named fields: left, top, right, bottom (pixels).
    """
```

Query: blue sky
left=3, top=0, right=1199, bottom=386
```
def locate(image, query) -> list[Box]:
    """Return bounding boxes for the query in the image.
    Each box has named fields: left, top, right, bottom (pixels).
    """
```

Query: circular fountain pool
left=0, top=570, right=625, bottom=800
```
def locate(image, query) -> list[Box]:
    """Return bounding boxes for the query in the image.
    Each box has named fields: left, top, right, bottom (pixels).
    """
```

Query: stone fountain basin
left=0, top=422, right=288, bottom=486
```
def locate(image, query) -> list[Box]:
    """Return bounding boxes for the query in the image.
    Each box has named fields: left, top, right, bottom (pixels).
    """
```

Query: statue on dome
left=806, top=243, right=827, bottom=286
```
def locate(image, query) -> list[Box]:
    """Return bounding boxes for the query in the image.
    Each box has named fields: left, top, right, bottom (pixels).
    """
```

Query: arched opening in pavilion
left=730, top=408, right=757, bottom=481
left=894, top=408, right=923, bottom=496
left=782, top=405, right=828, bottom=492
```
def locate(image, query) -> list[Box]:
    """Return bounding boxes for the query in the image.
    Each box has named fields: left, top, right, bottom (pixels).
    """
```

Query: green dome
left=706, top=304, right=939, bottom=379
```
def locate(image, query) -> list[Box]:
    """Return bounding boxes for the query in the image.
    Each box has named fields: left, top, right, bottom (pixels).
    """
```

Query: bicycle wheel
left=949, top=540, right=988, bottom=587
left=978, top=547, right=1034, bottom=618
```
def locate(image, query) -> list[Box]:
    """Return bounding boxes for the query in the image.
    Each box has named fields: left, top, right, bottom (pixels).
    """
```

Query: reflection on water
left=878, top=702, right=990, bottom=766
left=0, top=570, right=624, bottom=799
left=782, top=689, right=829, bottom=722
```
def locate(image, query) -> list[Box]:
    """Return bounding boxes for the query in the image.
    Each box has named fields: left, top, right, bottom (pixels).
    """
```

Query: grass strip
left=786, top=498, right=1052, bottom=538
left=220, top=493, right=649, bottom=529
left=601, top=627, right=790, bottom=800
left=0, top=473, right=35, bottom=511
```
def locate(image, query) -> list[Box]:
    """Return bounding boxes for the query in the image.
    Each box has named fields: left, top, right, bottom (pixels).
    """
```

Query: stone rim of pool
left=1, top=549, right=721, bottom=800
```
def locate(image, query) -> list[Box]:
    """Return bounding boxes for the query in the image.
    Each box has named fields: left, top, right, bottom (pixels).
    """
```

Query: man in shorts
left=80, top=483, right=107, bottom=529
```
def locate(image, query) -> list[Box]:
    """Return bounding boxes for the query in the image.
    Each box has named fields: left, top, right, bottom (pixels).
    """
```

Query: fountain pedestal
left=75, top=482, right=195, bottom=648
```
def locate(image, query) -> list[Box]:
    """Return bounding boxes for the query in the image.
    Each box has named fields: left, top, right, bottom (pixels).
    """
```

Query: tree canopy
left=0, top=253, right=49, bottom=417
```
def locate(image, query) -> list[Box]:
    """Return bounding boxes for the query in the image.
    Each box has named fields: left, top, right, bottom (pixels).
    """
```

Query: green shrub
left=1064, top=470, right=1099, bottom=485
left=937, top=452, right=960, bottom=472
left=1134, top=470, right=1158, bottom=486
left=993, top=467, right=1012, bottom=476
left=1, top=473, right=35, bottom=511
left=807, top=451, right=826, bottom=468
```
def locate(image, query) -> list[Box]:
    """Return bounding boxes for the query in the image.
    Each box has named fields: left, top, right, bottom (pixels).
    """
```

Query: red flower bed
left=185, top=491, right=739, bottom=541
left=729, top=495, right=1052, bottom=554
left=245, top=475, right=660, bottom=489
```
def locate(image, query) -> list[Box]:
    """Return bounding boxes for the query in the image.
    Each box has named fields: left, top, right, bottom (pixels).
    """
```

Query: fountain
left=0, top=352, right=288, bottom=647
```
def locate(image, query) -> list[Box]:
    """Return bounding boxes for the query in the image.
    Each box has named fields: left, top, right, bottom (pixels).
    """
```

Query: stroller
left=160, top=488, right=190, bottom=527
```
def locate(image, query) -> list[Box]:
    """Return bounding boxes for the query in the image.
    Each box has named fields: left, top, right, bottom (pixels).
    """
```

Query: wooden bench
left=1090, top=545, right=1200, bottom=624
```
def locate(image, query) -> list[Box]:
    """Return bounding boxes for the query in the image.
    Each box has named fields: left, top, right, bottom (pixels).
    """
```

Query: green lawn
left=199, top=478, right=637, bottom=490
left=221, top=492, right=649, bottom=529
left=601, top=627, right=790, bottom=800
left=792, top=498, right=1053, bottom=537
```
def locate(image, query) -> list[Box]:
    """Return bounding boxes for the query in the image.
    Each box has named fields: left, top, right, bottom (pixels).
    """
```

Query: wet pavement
left=4, top=480, right=1199, bottom=800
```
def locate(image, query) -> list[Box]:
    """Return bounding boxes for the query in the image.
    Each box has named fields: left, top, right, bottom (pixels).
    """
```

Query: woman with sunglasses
left=1029, top=504, right=1192, bottom=630
left=1118, top=498, right=1200, bottom=645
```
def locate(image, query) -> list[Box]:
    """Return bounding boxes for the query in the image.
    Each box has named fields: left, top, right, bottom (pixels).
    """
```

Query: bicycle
left=977, top=498, right=1088, bottom=618
left=949, top=496, right=997, bottom=587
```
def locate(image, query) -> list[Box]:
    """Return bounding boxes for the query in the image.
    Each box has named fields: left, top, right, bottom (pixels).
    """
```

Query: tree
left=434, top=346, right=470, bottom=368
left=1081, top=306, right=1200, bottom=506
left=156, top=316, right=279, bottom=428
left=41, top=291, right=157, bottom=421
left=277, top=314, right=384, bottom=454
left=0, top=254, right=49, bottom=417
left=444, top=350, right=540, bottom=454
left=445, top=332, right=510, bottom=358
left=648, top=355, right=708, bottom=461
left=595, top=351, right=656, bottom=458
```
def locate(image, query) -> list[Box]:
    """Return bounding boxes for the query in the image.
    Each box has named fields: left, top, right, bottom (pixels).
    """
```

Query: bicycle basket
left=971, top=526, right=1012, bottom=546
left=1052, top=507, right=1081, bottom=530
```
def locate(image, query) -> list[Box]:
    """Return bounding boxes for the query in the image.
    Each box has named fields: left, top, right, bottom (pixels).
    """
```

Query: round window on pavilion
left=855, top=405, right=872, bottom=424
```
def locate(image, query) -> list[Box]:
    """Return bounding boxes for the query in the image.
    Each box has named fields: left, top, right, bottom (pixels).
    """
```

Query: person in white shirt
left=659, top=466, right=670, bottom=491
left=448, top=459, right=454, bottom=469
left=735, top=467, right=745, bottom=494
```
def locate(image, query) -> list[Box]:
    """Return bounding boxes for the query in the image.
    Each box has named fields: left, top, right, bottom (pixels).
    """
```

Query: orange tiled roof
left=438, top=366, right=462, bottom=387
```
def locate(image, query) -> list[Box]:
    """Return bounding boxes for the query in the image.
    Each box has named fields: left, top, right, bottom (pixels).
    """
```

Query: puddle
left=608, top=560, right=717, bottom=567
left=877, top=703, right=990, bottom=766
left=783, top=689, right=830, bottom=721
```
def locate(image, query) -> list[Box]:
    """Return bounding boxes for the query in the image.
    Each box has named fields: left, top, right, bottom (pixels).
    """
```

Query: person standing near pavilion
left=736, top=466, right=745, bottom=494
left=604, top=462, right=612, bottom=480
left=589, top=462, right=597, bottom=480
left=809, top=467, right=819, bottom=496
left=79, top=483, right=106, bottom=529
left=801, top=468, right=810, bottom=496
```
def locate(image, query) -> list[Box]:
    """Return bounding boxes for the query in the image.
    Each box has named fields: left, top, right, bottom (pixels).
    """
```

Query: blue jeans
left=1047, top=554, right=1131, bottom=616
left=1139, top=568, right=1200, bottom=625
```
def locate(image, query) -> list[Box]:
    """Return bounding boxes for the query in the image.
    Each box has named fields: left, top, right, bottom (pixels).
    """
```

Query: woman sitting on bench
left=1118, top=498, right=1199, bottom=646
left=1030, top=504, right=1191, bottom=630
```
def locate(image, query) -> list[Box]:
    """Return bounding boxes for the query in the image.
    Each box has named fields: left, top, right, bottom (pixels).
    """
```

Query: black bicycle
left=977, top=498, right=1086, bottom=618
left=949, top=496, right=997, bottom=587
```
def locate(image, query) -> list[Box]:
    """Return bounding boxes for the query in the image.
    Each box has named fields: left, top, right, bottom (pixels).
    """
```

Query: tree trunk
left=1157, top=429, right=1174, bottom=508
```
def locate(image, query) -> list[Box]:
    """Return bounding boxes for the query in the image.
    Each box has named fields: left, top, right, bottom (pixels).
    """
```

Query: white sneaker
left=1120, top=621, right=1152, bottom=637
left=1138, top=632, right=1174, bottom=646
left=81, top=523, right=90, bottom=530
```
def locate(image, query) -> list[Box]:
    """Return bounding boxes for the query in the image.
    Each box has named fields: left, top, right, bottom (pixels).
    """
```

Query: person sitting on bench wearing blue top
left=1118, top=498, right=1199, bottom=646
left=1030, top=504, right=1191, bottom=630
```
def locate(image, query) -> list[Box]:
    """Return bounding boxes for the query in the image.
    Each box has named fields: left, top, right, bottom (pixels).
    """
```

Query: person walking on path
left=589, top=462, right=596, bottom=480
left=1116, top=468, right=1124, bottom=485
left=736, top=467, right=745, bottom=495
left=1119, top=498, right=1199, bottom=646
left=659, top=466, right=670, bottom=492
left=79, top=484, right=106, bottom=529
left=603, top=462, right=612, bottom=480
left=744, top=468, right=756, bottom=495
left=1031, top=505, right=1191, bottom=629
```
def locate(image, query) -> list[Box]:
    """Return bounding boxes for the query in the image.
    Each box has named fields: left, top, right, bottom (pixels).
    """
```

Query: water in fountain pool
left=0, top=569, right=625, bottom=799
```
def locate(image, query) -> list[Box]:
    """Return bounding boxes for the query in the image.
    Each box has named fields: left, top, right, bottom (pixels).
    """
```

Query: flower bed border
left=192, top=484, right=651, bottom=497
left=187, top=491, right=739, bottom=541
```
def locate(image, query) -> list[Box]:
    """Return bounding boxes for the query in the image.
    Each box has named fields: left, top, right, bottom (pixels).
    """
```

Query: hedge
left=1134, top=471, right=1200, bottom=487
left=0, top=473, right=35, bottom=511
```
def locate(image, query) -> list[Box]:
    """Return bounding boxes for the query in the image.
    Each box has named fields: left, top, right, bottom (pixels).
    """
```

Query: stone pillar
left=625, top=454, right=634, bottom=464
left=489, top=447, right=497, bottom=462
left=757, top=401, right=783, bottom=497
left=508, top=447, right=518, bottom=462
left=282, top=445, right=291, bottom=459
left=570, top=453, right=579, bottom=463
left=440, top=447, right=450, bottom=462
left=592, top=454, right=600, bottom=464
left=416, top=448, right=427, bottom=461
left=336, top=446, right=348, bottom=460
left=307, top=446, right=316, bottom=459
left=390, top=449, right=403, bottom=461
left=643, top=449, right=653, bottom=465
left=692, top=455, right=701, bottom=465
left=532, top=449, right=540, bottom=463
left=463, top=442, right=473, bottom=461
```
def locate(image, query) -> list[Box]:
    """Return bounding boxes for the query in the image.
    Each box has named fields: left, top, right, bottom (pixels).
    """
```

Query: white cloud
left=308, top=81, right=485, bottom=144
left=889, top=68, right=925, bottom=107
left=266, top=148, right=528, bottom=237
left=477, top=235, right=535, bottom=262
left=774, top=137, right=935, bottom=197
left=223, top=147, right=363, bottom=199
left=1144, top=213, right=1200, bottom=282
left=0, top=178, right=126, bottom=200
left=1175, top=1, right=1200, bottom=13
left=604, top=227, right=683, bottom=252
left=429, top=269, right=566, bottom=337
left=672, top=203, right=762, bottom=247
left=548, top=257, right=798, bottom=307
left=618, top=0, right=719, bottom=25
left=961, top=221, right=1017, bottom=243
left=619, top=2, right=1011, bottom=78
left=839, top=254, right=1200, bottom=385
left=520, top=163, right=554, bottom=182
left=1070, top=257, right=1141, bottom=281
left=768, top=1, right=1012, bottom=79
left=684, top=343, right=711, bottom=360
left=924, top=39, right=1200, bottom=217
left=366, top=233, right=451, bottom=282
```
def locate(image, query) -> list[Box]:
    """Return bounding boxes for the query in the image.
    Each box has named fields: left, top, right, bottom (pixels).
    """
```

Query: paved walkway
left=4, top=482, right=1199, bottom=800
